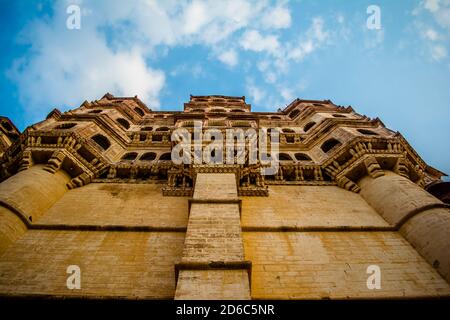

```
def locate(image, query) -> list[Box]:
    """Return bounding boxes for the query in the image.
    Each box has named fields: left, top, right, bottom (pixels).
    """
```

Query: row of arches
left=121, top=152, right=171, bottom=161
left=277, top=153, right=313, bottom=162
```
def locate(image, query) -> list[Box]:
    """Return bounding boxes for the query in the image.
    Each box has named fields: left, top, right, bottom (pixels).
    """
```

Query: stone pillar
left=358, top=170, right=450, bottom=282
left=175, top=173, right=251, bottom=300
left=0, top=164, right=71, bottom=255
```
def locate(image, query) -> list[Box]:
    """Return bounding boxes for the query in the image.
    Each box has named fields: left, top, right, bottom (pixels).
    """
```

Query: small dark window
left=159, top=153, right=171, bottom=161
left=278, top=153, right=292, bottom=161
left=152, top=135, right=163, bottom=142
left=2, top=121, right=13, bottom=131
left=140, top=152, right=156, bottom=161
left=122, top=152, right=138, bottom=160
left=321, top=138, right=342, bottom=153
left=89, top=110, right=103, bottom=114
left=332, top=114, right=346, bottom=118
left=155, top=127, right=170, bottom=131
left=191, top=109, right=204, bottom=112
left=117, top=118, right=130, bottom=130
left=295, top=153, right=312, bottom=161
left=139, top=134, right=147, bottom=142
left=303, top=122, right=316, bottom=132
left=289, top=109, right=300, bottom=119
left=357, top=129, right=378, bottom=136
left=141, top=126, right=153, bottom=131
left=232, top=109, right=245, bottom=112
left=91, top=134, right=111, bottom=151
left=285, top=136, right=295, bottom=143
left=271, top=116, right=281, bottom=120
left=282, top=128, right=295, bottom=133
left=55, top=123, right=77, bottom=129
left=134, top=107, right=145, bottom=116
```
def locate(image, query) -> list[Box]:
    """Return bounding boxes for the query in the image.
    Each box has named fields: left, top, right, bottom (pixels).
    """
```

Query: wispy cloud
left=217, top=49, right=239, bottom=67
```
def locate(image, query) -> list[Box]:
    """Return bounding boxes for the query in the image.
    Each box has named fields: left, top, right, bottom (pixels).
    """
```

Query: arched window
left=357, top=129, right=378, bottom=136
left=91, top=134, right=111, bottom=151
left=155, top=126, right=170, bottom=131
left=159, top=153, right=172, bottom=161
left=282, top=128, right=295, bottom=133
left=122, top=152, right=138, bottom=160
left=303, top=122, right=316, bottom=132
left=140, top=152, right=156, bottom=161
left=295, top=153, right=312, bottom=161
left=278, top=153, right=292, bottom=161
left=2, top=121, right=13, bottom=131
left=321, top=138, right=342, bottom=153
left=55, top=123, right=77, bottom=129
left=332, top=114, right=346, bottom=118
left=117, top=118, right=130, bottom=130
left=271, top=116, right=281, bottom=120
left=289, top=109, right=300, bottom=119
left=141, top=126, right=153, bottom=131
left=134, top=107, right=144, bottom=116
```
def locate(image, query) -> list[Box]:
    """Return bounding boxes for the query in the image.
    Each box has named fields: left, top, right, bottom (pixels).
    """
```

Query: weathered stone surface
left=0, top=94, right=448, bottom=300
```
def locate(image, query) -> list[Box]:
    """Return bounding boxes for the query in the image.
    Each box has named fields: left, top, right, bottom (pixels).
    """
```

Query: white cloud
left=246, top=80, right=266, bottom=105
left=422, top=0, right=450, bottom=31
left=170, top=63, right=205, bottom=78
left=240, top=30, right=280, bottom=54
left=424, top=0, right=440, bottom=12
left=217, top=49, right=239, bottom=67
left=424, top=28, right=440, bottom=40
left=261, top=5, right=291, bottom=29
left=413, top=1, right=450, bottom=62
left=431, top=45, right=448, bottom=60
left=8, top=0, right=282, bottom=118
left=364, top=29, right=384, bottom=49
left=8, top=3, right=165, bottom=119
left=8, top=0, right=337, bottom=121
left=309, top=17, right=329, bottom=43
left=182, top=1, right=210, bottom=35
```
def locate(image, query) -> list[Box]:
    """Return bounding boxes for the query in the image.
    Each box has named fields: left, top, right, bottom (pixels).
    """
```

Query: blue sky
left=0, top=0, right=449, bottom=178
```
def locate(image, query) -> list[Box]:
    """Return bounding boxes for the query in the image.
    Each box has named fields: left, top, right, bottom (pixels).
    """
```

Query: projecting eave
left=281, top=98, right=335, bottom=114
left=426, top=165, right=448, bottom=179
left=100, top=92, right=152, bottom=112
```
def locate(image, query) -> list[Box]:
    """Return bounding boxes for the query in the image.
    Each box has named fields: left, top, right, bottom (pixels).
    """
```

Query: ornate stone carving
left=43, top=150, right=66, bottom=174
left=363, top=156, right=384, bottom=179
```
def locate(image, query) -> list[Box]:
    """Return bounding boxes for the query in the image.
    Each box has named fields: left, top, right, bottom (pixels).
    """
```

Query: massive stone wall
left=0, top=94, right=448, bottom=299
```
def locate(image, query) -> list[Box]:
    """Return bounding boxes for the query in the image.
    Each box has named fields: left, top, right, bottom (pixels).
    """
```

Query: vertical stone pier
left=175, top=173, right=251, bottom=300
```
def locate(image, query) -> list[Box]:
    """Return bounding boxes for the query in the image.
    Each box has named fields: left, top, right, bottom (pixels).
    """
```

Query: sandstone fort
left=0, top=94, right=448, bottom=299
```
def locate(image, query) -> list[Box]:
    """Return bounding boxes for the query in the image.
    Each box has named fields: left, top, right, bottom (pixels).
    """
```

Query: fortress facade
left=0, top=94, right=448, bottom=299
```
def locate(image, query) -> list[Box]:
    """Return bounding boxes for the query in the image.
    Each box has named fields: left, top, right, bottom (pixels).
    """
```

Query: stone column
left=0, top=164, right=71, bottom=255
left=358, top=170, right=450, bottom=282
left=175, top=173, right=251, bottom=299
